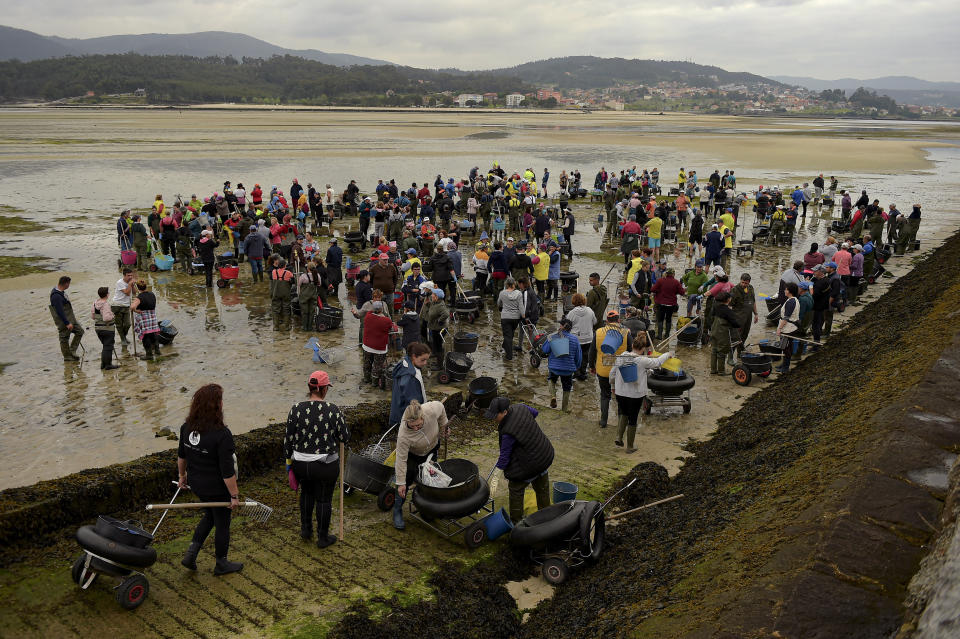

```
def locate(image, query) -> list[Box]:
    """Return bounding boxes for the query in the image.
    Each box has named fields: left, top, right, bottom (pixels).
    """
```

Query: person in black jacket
left=486, top=397, right=555, bottom=525
left=428, top=247, right=457, bottom=302
left=196, top=229, right=220, bottom=288
left=178, top=384, right=243, bottom=575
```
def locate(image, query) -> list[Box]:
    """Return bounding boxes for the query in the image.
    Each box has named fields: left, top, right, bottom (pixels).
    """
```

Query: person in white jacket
left=564, top=293, right=596, bottom=380
left=611, top=333, right=672, bottom=452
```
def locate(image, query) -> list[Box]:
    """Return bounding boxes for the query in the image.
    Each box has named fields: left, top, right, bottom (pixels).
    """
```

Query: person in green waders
left=729, top=273, right=759, bottom=359
left=709, top=291, right=740, bottom=375
left=270, top=258, right=295, bottom=330
left=50, top=275, right=84, bottom=362
left=298, top=263, right=322, bottom=331
left=131, top=214, right=150, bottom=271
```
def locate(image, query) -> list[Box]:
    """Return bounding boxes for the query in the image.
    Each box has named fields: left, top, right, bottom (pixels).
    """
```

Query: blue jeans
left=686, top=294, right=702, bottom=316
left=249, top=257, right=263, bottom=277
left=119, top=236, right=132, bottom=251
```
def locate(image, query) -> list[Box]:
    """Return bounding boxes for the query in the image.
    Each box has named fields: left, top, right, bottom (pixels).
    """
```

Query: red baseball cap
left=308, top=370, right=332, bottom=388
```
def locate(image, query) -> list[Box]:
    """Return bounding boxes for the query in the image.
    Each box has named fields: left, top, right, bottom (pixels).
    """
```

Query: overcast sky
left=3, top=0, right=958, bottom=81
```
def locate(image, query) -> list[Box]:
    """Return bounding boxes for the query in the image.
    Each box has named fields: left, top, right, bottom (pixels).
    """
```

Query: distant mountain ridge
left=489, top=56, right=782, bottom=89
left=0, top=25, right=392, bottom=67
left=772, top=75, right=960, bottom=107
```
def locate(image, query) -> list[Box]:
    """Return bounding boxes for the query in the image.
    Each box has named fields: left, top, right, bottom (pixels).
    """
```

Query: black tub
left=445, top=352, right=473, bottom=375
left=739, top=353, right=773, bottom=373
left=157, top=320, right=178, bottom=345
left=415, top=458, right=482, bottom=503
left=317, top=306, right=343, bottom=329
left=468, top=376, right=497, bottom=409
left=453, top=332, right=479, bottom=353
left=94, top=516, right=154, bottom=549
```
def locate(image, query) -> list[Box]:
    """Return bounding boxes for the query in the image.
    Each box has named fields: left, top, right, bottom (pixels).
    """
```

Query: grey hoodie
left=497, top=288, right=523, bottom=320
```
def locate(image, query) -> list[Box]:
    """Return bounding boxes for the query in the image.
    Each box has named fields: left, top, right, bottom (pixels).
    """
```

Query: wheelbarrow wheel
left=149, top=264, right=158, bottom=272
left=529, top=353, right=541, bottom=368
left=542, top=557, right=568, bottom=585
left=464, top=521, right=486, bottom=549
left=437, top=372, right=451, bottom=384
left=732, top=365, right=751, bottom=386
left=115, top=574, right=149, bottom=610
left=683, top=400, right=692, bottom=414
left=216, top=278, right=228, bottom=288
left=71, top=556, right=87, bottom=585
left=376, top=486, right=396, bottom=511
left=642, top=397, right=653, bottom=414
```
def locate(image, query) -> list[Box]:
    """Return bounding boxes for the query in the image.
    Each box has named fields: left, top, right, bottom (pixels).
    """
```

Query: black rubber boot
left=599, top=396, right=609, bottom=428
left=625, top=425, right=638, bottom=453
left=615, top=415, right=627, bottom=447
left=316, top=502, right=337, bottom=548
left=181, top=542, right=201, bottom=571
left=213, top=556, right=243, bottom=575
left=393, top=494, right=405, bottom=530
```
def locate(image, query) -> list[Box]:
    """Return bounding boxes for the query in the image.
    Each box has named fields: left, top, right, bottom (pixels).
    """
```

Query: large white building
left=456, top=94, right=484, bottom=107
left=505, top=93, right=525, bottom=107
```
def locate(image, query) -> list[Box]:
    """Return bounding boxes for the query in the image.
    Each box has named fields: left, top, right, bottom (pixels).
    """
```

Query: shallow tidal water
left=0, top=109, right=958, bottom=490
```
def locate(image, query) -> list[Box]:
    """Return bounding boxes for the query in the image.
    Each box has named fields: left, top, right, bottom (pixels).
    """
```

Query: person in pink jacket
left=833, top=242, right=852, bottom=277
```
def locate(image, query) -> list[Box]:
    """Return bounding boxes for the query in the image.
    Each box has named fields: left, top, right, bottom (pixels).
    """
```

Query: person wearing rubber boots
left=486, top=397, right=555, bottom=526
left=270, top=258, right=295, bottom=330
left=709, top=291, right=740, bottom=375
left=542, top=319, right=582, bottom=413
left=392, top=399, right=450, bottom=530
left=589, top=310, right=630, bottom=429
left=612, top=334, right=671, bottom=452
left=730, top=273, right=759, bottom=359
left=50, top=276, right=84, bottom=362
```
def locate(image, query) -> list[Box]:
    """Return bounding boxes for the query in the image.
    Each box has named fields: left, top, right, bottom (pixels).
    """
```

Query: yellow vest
left=720, top=224, right=733, bottom=248
left=625, top=257, right=644, bottom=288
left=406, top=257, right=422, bottom=270
left=593, top=324, right=629, bottom=377
left=533, top=251, right=550, bottom=281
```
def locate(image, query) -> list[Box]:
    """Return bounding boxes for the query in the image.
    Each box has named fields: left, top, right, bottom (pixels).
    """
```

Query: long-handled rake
left=145, top=499, right=273, bottom=522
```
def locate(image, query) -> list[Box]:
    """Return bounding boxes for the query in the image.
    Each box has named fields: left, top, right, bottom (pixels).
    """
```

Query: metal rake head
left=359, top=443, right=392, bottom=463
left=238, top=499, right=273, bottom=522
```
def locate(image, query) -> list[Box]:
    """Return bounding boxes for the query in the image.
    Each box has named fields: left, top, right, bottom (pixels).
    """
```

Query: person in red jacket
left=250, top=184, right=263, bottom=208
left=362, top=301, right=397, bottom=389
left=651, top=268, right=686, bottom=340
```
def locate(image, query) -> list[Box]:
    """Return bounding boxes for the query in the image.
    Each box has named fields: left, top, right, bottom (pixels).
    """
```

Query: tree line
left=0, top=54, right=529, bottom=105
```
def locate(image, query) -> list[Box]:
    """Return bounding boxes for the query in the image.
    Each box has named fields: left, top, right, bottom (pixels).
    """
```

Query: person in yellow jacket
left=532, top=244, right=550, bottom=298
left=678, top=169, right=686, bottom=190
left=644, top=214, right=663, bottom=261
left=589, top=310, right=630, bottom=429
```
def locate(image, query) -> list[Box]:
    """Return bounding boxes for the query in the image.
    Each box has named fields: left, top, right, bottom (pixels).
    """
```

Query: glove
left=489, top=468, right=503, bottom=494
left=285, top=458, right=293, bottom=473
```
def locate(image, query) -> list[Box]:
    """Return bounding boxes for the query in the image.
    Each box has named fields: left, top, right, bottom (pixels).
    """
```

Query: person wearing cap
left=422, top=288, right=448, bottom=369
left=730, top=273, right=759, bottom=358
left=796, top=280, right=815, bottom=352
left=778, top=260, right=805, bottom=304
left=486, top=397, right=555, bottom=526
left=196, top=228, right=220, bottom=288
left=472, top=242, right=489, bottom=294
left=612, top=334, right=672, bottom=451
left=362, top=300, right=396, bottom=389
left=369, top=252, right=399, bottom=314
left=270, top=258, right=295, bottom=330
left=284, top=371, right=348, bottom=548
left=589, top=309, right=630, bottom=429
left=541, top=319, right=582, bottom=412
left=392, top=398, right=450, bottom=530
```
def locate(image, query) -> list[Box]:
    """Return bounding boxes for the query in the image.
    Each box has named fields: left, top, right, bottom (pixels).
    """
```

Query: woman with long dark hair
left=284, top=371, right=349, bottom=548
left=178, top=384, right=243, bottom=575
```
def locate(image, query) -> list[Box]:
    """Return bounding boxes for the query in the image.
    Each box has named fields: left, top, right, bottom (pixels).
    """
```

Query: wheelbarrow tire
left=71, top=556, right=86, bottom=585
left=76, top=526, right=157, bottom=568
left=464, top=521, right=486, bottom=549
left=542, top=558, right=568, bottom=585
left=115, top=574, right=149, bottom=610
left=683, top=400, right=692, bottom=414
left=376, top=486, right=396, bottom=511
left=642, top=398, right=652, bottom=415
left=149, top=264, right=158, bottom=272
left=216, top=278, right=228, bottom=288
left=529, top=353, right=541, bottom=368
left=437, top=372, right=451, bottom=384
left=732, top=365, right=751, bottom=386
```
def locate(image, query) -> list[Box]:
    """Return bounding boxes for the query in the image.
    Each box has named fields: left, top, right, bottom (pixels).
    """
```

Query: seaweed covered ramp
left=328, top=232, right=960, bottom=639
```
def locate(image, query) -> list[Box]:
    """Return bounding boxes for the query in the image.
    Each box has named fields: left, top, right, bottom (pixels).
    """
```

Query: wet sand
left=0, top=109, right=958, bottom=490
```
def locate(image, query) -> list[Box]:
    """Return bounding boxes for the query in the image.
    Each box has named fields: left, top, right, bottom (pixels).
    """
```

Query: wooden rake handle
left=146, top=501, right=255, bottom=510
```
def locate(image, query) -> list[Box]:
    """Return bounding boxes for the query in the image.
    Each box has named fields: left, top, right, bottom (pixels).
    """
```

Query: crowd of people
left=46, top=160, right=926, bottom=569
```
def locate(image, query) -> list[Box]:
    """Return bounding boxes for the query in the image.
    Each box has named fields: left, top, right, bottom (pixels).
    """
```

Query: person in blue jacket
left=389, top=342, right=431, bottom=428
left=541, top=318, right=582, bottom=412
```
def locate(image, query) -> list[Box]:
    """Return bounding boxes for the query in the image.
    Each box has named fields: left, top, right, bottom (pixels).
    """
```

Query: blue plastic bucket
left=553, top=481, right=579, bottom=504
left=618, top=362, right=639, bottom=382
left=549, top=335, right=570, bottom=357
left=600, top=329, right=624, bottom=354
left=345, top=256, right=353, bottom=269
left=481, top=507, right=514, bottom=541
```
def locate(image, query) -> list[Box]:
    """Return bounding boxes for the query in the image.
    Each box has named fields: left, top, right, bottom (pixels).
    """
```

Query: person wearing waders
left=709, top=291, right=740, bottom=375
left=612, top=334, right=671, bottom=452
left=392, top=399, right=449, bottom=530
left=542, top=318, right=582, bottom=412
left=589, top=310, right=630, bottom=429
left=298, top=263, right=321, bottom=331
left=270, top=258, right=295, bottom=330
left=486, top=397, right=555, bottom=526
left=50, top=276, right=84, bottom=362
left=730, top=273, right=759, bottom=359
left=585, top=272, right=608, bottom=330
left=112, top=268, right=135, bottom=345
left=91, top=286, right=119, bottom=370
